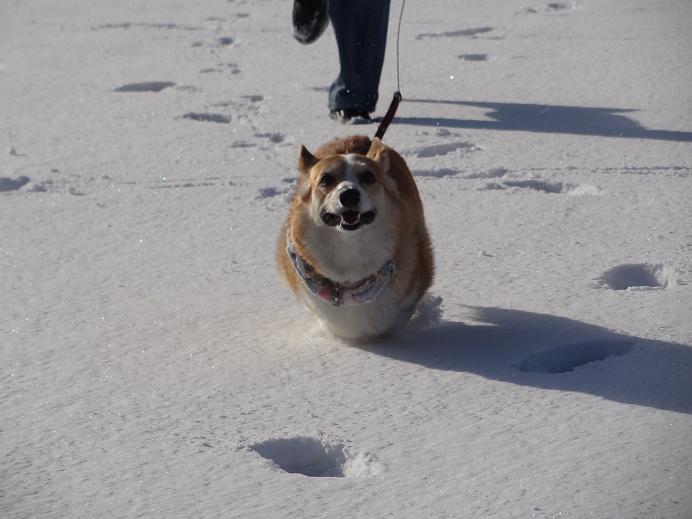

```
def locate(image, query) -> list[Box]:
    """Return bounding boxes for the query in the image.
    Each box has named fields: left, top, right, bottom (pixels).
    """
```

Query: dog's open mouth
left=322, top=210, right=376, bottom=231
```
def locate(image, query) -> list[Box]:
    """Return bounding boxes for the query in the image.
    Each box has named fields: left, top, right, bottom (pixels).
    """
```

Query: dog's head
left=294, top=138, right=397, bottom=233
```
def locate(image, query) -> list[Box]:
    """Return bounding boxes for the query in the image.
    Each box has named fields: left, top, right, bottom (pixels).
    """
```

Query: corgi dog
left=277, top=135, right=433, bottom=341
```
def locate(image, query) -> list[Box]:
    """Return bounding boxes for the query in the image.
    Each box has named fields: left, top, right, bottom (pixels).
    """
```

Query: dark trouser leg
left=328, top=0, right=391, bottom=113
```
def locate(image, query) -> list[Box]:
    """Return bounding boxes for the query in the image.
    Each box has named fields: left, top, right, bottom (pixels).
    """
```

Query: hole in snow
left=255, top=132, right=285, bottom=143
left=465, top=167, right=508, bottom=179
left=180, top=112, right=231, bottom=124
left=114, top=81, right=175, bottom=92
left=458, top=53, right=489, bottom=62
left=256, top=186, right=290, bottom=199
left=416, top=27, right=494, bottom=40
left=547, top=2, right=571, bottom=11
left=503, top=179, right=569, bottom=193
left=413, top=168, right=458, bottom=178
left=500, top=179, right=601, bottom=195
left=0, top=176, right=30, bottom=192
left=518, top=340, right=634, bottom=374
left=599, top=263, right=675, bottom=290
left=250, top=437, right=382, bottom=478
left=413, top=142, right=479, bottom=158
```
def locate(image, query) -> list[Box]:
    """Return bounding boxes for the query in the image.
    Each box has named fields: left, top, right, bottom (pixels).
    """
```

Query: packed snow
left=2, top=0, right=691, bottom=517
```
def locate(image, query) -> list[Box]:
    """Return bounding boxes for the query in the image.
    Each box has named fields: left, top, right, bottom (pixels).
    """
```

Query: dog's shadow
left=365, top=298, right=692, bottom=414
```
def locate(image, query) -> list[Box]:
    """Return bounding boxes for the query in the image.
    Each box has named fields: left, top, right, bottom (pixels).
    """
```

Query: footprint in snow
left=255, top=132, right=285, bottom=144
left=180, top=112, right=231, bottom=124
left=516, top=2, right=577, bottom=15
left=257, top=178, right=298, bottom=200
left=483, top=179, right=602, bottom=195
left=464, top=167, right=508, bottom=179
left=192, top=37, right=235, bottom=48
left=412, top=142, right=480, bottom=158
left=416, top=27, right=494, bottom=40
left=230, top=141, right=254, bottom=148
left=93, top=22, right=203, bottom=31
left=250, top=437, right=383, bottom=478
left=211, top=97, right=262, bottom=118
left=517, top=339, right=634, bottom=374
left=598, top=263, right=678, bottom=291
left=199, top=63, right=240, bottom=75
left=546, top=2, right=572, bottom=10
left=156, top=180, right=222, bottom=190
left=187, top=435, right=215, bottom=452
left=8, top=146, right=26, bottom=157
left=413, top=168, right=459, bottom=178
left=0, top=176, right=30, bottom=192
left=257, top=187, right=285, bottom=199
left=114, top=81, right=175, bottom=92
left=458, top=54, right=489, bottom=62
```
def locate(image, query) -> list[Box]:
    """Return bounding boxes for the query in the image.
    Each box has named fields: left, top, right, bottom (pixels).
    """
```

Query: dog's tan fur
left=277, top=135, right=433, bottom=340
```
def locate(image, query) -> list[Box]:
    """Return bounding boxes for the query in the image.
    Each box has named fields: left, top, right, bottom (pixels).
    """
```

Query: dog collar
left=286, top=233, right=396, bottom=307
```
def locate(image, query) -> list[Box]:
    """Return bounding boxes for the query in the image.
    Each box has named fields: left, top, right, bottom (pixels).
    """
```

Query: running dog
left=277, top=135, right=433, bottom=341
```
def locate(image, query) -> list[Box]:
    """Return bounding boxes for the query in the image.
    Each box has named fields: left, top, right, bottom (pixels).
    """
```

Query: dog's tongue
left=341, top=211, right=359, bottom=224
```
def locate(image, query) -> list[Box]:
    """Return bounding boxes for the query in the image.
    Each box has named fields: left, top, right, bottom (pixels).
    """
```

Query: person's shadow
left=396, top=99, right=692, bottom=142
left=365, top=300, right=692, bottom=414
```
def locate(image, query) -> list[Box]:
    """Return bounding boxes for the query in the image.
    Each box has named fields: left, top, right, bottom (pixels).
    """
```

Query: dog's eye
left=359, top=170, right=376, bottom=185
left=319, top=174, right=334, bottom=187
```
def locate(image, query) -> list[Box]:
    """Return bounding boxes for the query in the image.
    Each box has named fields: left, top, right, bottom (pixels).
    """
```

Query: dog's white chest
left=301, top=286, right=415, bottom=340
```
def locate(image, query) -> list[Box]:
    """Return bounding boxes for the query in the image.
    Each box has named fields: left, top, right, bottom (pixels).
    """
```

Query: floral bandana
left=286, top=233, right=397, bottom=307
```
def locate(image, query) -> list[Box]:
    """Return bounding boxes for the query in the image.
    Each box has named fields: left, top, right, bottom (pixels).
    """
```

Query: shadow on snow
left=366, top=305, right=692, bottom=414
left=396, top=99, right=692, bottom=142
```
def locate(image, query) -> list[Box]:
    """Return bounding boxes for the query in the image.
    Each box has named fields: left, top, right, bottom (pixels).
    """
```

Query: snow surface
left=2, top=0, right=691, bottom=517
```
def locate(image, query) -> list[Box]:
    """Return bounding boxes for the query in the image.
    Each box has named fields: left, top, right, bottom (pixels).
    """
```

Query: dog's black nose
left=339, top=188, right=360, bottom=208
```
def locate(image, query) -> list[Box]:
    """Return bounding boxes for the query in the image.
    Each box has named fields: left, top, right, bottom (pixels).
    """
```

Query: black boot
left=329, top=108, right=374, bottom=124
left=293, top=0, right=329, bottom=44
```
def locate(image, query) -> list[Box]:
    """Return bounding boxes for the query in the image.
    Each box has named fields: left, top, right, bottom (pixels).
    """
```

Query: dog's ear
left=366, top=137, right=390, bottom=173
left=298, top=145, right=318, bottom=175
left=296, top=145, right=317, bottom=202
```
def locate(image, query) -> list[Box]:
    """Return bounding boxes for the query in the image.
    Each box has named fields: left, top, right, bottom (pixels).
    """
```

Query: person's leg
left=328, top=0, right=391, bottom=116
